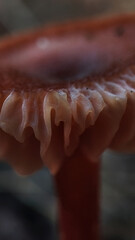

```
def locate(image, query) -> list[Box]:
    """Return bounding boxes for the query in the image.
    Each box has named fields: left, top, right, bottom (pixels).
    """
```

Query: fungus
left=0, top=14, right=135, bottom=240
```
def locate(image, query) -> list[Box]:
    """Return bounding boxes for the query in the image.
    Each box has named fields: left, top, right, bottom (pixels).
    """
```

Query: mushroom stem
left=55, top=149, right=100, bottom=240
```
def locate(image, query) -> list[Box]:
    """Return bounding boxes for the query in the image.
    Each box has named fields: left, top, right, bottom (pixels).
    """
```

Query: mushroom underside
left=0, top=66, right=135, bottom=174
left=0, top=15, right=135, bottom=174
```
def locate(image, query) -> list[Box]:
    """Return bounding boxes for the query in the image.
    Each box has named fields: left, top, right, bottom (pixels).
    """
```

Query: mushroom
left=0, top=14, right=135, bottom=240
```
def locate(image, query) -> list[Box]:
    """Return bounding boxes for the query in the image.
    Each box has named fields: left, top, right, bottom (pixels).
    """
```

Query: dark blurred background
left=1, top=0, right=135, bottom=36
left=0, top=1, right=135, bottom=240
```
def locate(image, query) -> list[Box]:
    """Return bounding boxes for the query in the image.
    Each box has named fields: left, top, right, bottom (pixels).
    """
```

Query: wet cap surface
left=0, top=15, right=135, bottom=89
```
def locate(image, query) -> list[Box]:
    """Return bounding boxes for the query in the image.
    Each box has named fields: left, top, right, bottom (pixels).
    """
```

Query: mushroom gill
left=0, top=15, right=135, bottom=175
left=0, top=14, right=135, bottom=240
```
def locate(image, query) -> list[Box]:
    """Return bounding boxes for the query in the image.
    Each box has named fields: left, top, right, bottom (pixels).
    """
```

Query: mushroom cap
left=0, top=14, right=135, bottom=174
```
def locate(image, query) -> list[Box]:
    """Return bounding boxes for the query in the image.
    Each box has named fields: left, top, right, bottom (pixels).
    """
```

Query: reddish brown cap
left=0, top=14, right=135, bottom=174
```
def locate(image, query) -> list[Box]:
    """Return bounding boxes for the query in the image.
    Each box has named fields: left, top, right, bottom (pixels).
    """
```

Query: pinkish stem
left=55, top=150, right=100, bottom=240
